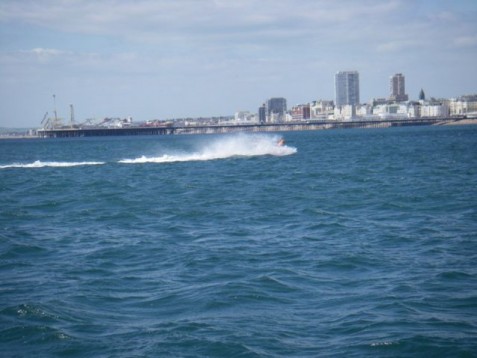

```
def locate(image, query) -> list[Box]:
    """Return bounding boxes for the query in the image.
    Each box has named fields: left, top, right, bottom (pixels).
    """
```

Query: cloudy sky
left=1, top=0, right=476, bottom=127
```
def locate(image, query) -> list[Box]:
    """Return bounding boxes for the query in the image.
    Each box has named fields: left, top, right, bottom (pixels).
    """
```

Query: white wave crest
left=119, top=134, right=297, bottom=164
left=0, top=160, right=105, bottom=169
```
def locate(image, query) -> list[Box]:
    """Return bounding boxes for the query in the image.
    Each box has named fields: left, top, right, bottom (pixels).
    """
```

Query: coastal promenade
left=36, top=117, right=470, bottom=138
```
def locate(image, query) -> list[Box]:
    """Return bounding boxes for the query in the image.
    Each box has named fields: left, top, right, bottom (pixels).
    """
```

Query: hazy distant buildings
left=249, top=72, right=473, bottom=124
left=290, top=104, right=311, bottom=121
left=258, top=104, right=266, bottom=124
left=372, top=103, right=411, bottom=119
left=420, top=101, right=450, bottom=118
left=390, top=73, right=408, bottom=102
left=265, top=97, right=287, bottom=122
left=335, top=71, right=360, bottom=108
left=310, top=100, right=334, bottom=120
left=234, top=111, right=254, bottom=123
left=449, top=94, right=477, bottom=116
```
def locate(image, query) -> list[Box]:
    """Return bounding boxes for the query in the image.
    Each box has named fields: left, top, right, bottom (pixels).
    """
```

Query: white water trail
left=119, top=133, right=297, bottom=164
left=0, top=160, right=105, bottom=169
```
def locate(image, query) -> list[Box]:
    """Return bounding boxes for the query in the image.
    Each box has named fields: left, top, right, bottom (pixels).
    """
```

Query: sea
left=1, top=125, right=476, bottom=357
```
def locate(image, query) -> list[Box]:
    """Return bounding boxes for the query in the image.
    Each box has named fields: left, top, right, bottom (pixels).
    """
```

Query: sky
left=0, top=0, right=476, bottom=128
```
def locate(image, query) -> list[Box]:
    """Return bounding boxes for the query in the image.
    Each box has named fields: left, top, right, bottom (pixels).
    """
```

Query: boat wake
left=119, top=134, right=297, bottom=164
left=1, top=134, right=296, bottom=169
left=0, top=160, right=105, bottom=169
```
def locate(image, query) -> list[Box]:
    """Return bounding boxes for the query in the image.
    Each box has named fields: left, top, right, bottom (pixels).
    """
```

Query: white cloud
left=454, top=35, right=477, bottom=48
left=376, top=40, right=421, bottom=53
left=428, top=11, right=457, bottom=22
left=30, top=48, right=72, bottom=62
left=0, top=0, right=404, bottom=46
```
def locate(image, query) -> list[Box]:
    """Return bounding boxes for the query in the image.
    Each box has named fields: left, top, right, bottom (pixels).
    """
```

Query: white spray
left=119, top=133, right=297, bottom=164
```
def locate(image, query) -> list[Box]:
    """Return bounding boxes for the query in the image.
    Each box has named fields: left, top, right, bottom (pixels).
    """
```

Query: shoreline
left=434, top=118, right=477, bottom=126
left=1, top=118, right=476, bottom=140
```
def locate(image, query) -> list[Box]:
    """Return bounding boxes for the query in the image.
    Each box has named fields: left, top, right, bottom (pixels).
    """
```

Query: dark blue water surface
left=1, top=126, right=476, bottom=357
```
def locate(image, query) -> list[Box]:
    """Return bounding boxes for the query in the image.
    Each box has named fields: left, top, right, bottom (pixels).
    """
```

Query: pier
left=37, top=118, right=453, bottom=138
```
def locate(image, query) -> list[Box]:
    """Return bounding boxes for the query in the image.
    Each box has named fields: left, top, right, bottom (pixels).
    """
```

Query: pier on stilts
left=36, top=118, right=454, bottom=138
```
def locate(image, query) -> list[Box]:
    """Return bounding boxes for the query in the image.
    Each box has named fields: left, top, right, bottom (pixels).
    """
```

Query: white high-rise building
left=335, top=71, right=360, bottom=108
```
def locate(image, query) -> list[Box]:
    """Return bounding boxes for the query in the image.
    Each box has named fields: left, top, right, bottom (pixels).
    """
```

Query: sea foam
left=119, top=133, right=297, bottom=164
left=0, top=160, right=105, bottom=169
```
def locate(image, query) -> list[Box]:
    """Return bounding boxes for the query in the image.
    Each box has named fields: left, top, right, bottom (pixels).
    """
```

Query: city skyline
left=1, top=0, right=477, bottom=127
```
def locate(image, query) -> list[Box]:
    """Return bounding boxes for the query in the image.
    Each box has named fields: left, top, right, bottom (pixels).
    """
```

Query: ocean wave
left=119, top=133, right=297, bottom=164
left=0, top=160, right=105, bottom=169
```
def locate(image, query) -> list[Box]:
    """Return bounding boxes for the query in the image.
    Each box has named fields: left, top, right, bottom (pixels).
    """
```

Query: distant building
left=356, top=104, right=373, bottom=118
left=389, top=73, right=408, bottom=102
left=372, top=98, right=388, bottom=106
left=335, top=71, right=360, bottom=108
left=265, top=97, right=287, bottom=122
left=290, top=104, right=311, bottom=121
left=334, top=105, right=356, bottom=120
left=407, top=102, right=421, bottom=118
left=420, top=101, right=450, bottom=118
left=449, top=94, right=477, bottom=116
left=419, top=89, right=426, bottom=101
left=258, top=104, right=266, bottom=124
left=373, top=103, right=409, bottom=119
left=235, top=111, right=252, bottom=122
left=310, top=100, right=334, bottom=120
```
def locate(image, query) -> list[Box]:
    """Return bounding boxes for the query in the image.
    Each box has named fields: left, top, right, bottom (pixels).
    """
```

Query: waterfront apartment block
left=335, top=71, right=360, bottom=108
left=449, top=95, right=477, bottom=116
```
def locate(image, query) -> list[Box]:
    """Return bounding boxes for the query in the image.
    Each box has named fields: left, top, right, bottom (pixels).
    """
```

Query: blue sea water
left=1, top=126, right=476, bottom=357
